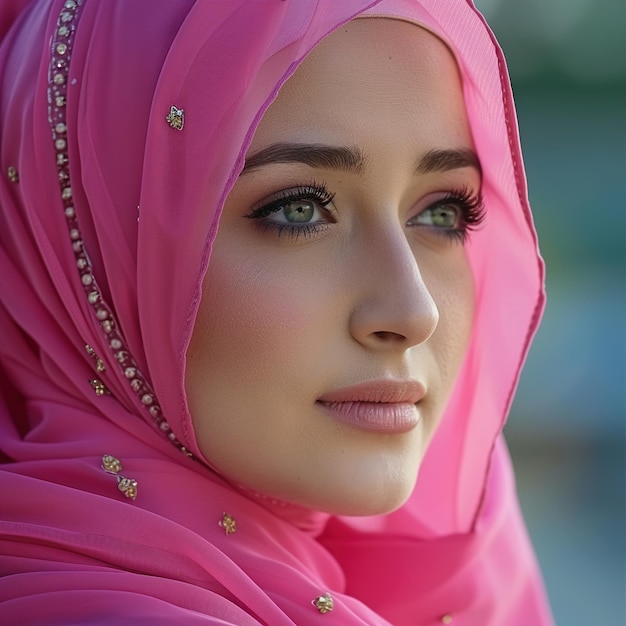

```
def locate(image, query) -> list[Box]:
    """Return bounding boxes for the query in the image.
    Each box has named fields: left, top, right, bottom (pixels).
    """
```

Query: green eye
left=283, top=200, right=315, bottom=223
left=407, top=187, right=485, bottom=244
left=417, top=205, right=458, bottom=228
left=244, top=183, right=337, bottom=240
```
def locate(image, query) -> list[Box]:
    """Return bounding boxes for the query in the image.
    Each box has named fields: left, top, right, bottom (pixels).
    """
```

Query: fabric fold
left=0, top=1, right=553, bottom=623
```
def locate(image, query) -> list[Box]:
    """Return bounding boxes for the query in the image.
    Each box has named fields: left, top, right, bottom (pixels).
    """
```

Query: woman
left=0, top=1, right=554, bottom=624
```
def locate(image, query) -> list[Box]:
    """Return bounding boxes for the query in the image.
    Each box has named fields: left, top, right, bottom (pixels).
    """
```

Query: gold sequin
left=7, top=166, right=19, bottom=183
left=85, top=344, right=106, bottom=372
left=89, top=378, right=109, bottom=396
left=219, top=513, right=237, bottom=535
left=312, top=593, right=334, bottom=614
left=101, top=454, right=122, bottom=474
left=100, top=456, right=137, bottom=500
left=166, top=106, right=184, bottom=130
left=441, top=614, right=453, bottom=624
left=117, top=476, right=138, bottom=500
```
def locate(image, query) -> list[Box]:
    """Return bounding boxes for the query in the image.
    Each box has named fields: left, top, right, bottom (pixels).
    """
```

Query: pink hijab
left=0, top=0, right=553, bottom=623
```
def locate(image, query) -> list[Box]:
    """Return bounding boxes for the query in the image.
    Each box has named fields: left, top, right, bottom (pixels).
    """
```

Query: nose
left=349, top=230, right=439, bottom=351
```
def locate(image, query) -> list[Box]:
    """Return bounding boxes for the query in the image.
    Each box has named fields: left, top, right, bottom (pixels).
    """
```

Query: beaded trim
left=46, top=0, right=191, bottom=457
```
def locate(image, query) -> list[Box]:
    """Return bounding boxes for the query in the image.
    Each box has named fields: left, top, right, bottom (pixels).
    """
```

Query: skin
left=186, top=19, right=478, bottom=516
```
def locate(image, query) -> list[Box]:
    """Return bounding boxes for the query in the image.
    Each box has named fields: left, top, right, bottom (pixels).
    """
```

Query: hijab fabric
left=0, top=0, right=554, bottom=623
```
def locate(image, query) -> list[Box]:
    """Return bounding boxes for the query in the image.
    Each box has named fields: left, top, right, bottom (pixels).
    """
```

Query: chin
left=295, top=468, right=421, bottom=517
left=326, top=496, right=412, bottom=517
left=345, top=483, right=417, bottom=517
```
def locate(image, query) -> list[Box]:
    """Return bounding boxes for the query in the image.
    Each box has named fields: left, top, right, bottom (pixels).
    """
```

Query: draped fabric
left=0, top=0, right=553, bottom=623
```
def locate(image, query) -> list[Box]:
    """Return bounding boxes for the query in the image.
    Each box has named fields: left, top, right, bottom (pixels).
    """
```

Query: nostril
left=373, top=330, right=405, bottom=341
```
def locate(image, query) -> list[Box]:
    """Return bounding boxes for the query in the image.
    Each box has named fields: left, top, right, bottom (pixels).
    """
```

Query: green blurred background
left=474, top=0, right=625, bottom=623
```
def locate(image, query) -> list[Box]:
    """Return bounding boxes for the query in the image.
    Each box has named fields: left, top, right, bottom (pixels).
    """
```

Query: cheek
left=185, top=244, right=329, bottom=425
left=195, top=251, right=310, bottom=354
left=424, top=251, right=475, bottom=389
left=186, top=252, right=298, bottom=471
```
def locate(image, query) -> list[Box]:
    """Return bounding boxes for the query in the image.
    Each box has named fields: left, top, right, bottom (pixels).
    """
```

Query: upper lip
left=317, top=380, right=426, bottom=404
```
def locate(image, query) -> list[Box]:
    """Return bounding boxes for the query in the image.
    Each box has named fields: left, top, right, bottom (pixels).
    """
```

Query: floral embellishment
left=117, top=476, right=138, bottom=500
left=100, top=455, right=137, bottom=500
left=219, top=513, right=237, bottom=535
left=7, top=166, right=19, bottom=183
left=89, top=378, right=110, bottom=396
left=101, top=454, right=123, bottom=474
left=312, top=593, right=334, bottom=614
left=166, top=105, right=184, bottom=130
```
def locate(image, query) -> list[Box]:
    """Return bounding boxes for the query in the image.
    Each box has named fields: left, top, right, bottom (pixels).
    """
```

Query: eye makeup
left=244, top=180, right=485, bottom=244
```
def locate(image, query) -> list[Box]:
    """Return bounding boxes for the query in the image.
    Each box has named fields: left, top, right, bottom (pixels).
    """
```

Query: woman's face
left=186, top=19, right=479, bottom=516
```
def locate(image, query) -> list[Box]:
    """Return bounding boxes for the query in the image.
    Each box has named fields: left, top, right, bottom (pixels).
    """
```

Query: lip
left=317, top=380, right=425, bottom=434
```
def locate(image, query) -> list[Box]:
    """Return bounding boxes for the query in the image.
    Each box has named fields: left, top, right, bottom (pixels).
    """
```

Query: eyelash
left=424, top=186, right=486, bottom=244
left=244, top=182, right=485, bottom=243
left=244, top=182, right=336, bottom=240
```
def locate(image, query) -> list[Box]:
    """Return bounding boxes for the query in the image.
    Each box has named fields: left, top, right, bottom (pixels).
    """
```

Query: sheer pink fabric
left=0, top=0, right=553, bottom=623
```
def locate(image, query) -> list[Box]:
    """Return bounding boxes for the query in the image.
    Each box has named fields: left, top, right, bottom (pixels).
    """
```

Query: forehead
left=248, top=18, right=471, bottom=156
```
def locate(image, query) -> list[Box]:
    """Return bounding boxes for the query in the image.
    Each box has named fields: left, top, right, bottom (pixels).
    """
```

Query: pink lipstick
left=317, top=380, right=425, bottom=434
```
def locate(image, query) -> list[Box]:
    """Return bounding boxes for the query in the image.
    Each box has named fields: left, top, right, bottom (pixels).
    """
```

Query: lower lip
left=317, top=401, right=420, bottom=434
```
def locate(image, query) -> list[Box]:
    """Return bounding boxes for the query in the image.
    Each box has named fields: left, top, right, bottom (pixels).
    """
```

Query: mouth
left=316, top=380, right=425, bottom=434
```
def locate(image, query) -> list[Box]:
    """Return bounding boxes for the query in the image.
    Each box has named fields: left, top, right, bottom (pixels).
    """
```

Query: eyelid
left=409, top=187, right=478, bottom=214
left=244, top=182, right=335, bottom=220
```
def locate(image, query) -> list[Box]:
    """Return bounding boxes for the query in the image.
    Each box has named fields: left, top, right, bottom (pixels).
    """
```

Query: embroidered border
left=46, top=0, right=192, bottom=457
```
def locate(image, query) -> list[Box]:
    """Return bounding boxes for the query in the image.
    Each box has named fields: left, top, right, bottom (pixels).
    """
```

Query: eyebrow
left=241, top=142, right=481, bottom=176
left=417, top=147, right=481, bottom=176
left=243, top=143, right=367, bottom=174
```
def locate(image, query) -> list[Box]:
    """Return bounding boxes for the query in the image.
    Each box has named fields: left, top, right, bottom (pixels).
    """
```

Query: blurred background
left=474, top=0, right=625, bottom=624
